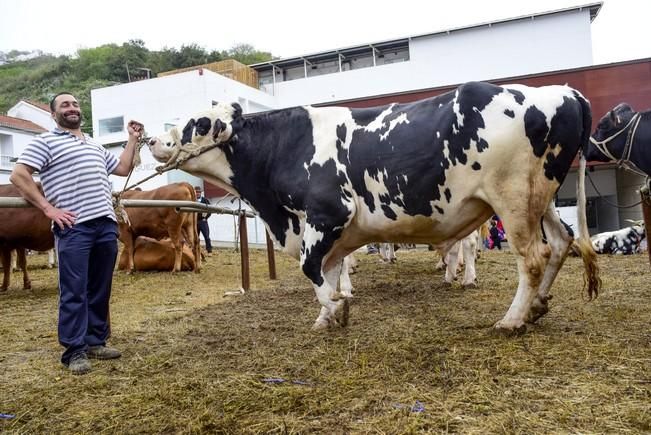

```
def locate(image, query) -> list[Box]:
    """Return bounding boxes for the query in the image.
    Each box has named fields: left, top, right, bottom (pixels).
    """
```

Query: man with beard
left=10, top=92, right=143, bottom=375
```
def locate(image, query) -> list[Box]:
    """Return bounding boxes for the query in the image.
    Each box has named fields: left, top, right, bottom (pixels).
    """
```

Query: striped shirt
left=17, top=128, right=119, bottom=224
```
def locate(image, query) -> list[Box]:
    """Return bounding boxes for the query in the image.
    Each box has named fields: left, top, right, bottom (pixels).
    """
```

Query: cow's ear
left=231, top=102, right=243, bottom=119
left=170, top=126, right=182, bottom=146
left=212, top=119, right=226, bottom=141
left=230, top=102, right=245, bottom=133
left=181, top=119, right=196, bottom=145
left=608, top=110, right=618, bottom=125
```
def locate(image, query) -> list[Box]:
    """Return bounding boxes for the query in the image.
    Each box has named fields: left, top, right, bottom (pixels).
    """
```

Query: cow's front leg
left=311, top=261, right=349, bottom=330
left=461, top=232, right=478, bottom=288
left=340, top=255, right=355, bottom=298
left=301, top=235, right=349, bottom=330
left=444, top=242, right=461, bottom=285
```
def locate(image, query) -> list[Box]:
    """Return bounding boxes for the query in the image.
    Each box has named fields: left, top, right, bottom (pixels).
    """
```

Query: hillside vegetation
left=0, top=40, right=273, bottom=132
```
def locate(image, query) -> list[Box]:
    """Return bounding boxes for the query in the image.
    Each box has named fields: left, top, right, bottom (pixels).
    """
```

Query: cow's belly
left=350, top=196, right=491, bottom=249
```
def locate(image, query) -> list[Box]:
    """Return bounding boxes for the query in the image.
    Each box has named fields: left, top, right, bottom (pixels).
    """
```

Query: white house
left=90, top=3, right=615, bottom=244
left=0, top=100, right=53, bottom=184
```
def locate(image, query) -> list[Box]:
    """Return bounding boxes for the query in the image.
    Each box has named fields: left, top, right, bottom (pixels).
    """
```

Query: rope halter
left=589, top=112, right=645, bottom=177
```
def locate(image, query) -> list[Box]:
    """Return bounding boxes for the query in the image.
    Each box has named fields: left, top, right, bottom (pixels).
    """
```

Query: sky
left=0, top=0, right=649, bottom=65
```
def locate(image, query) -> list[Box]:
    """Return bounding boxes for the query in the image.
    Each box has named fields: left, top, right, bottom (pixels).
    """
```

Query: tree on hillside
left=0, top=41, right=275, bottom=134
left=224, top=43, right=273, bottom=65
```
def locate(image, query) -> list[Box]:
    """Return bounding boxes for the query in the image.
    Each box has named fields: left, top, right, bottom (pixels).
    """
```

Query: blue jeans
left=54, top=217, right=118, bottom=364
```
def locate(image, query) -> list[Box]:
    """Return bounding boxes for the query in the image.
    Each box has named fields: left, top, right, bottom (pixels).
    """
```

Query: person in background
left=10, top=91, right=142, bottom=375
left=195, top=186, right=213, bottom=257
left=489, top=220, right=502, bottom=250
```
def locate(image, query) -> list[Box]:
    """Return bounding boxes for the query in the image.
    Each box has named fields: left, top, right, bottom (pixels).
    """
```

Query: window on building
left=0, top=133, right=15, bottom=169
left=98, top=116, right=124, bottom=136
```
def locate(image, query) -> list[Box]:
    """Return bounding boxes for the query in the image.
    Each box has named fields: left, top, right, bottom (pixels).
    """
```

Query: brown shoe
left=67, top=353, right=92, bottom=375
left=87, top=345, right=122, bottom=360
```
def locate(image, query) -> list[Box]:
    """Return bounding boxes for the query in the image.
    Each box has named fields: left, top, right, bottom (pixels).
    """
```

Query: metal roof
left=249, top=2, right=602, bottom=71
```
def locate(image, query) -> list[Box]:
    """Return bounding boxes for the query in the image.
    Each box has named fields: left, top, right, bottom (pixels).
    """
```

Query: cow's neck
left=224, top=108, right=316, bottom=246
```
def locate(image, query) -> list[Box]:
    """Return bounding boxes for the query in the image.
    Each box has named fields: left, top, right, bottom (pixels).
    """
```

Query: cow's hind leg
left=168, top=227, right=184, bottom=272
left=527, top=203, right=574, bottom=323
left=494, top=212, right=549, bottom=334
left=17, top=248, right=31, bottom=290
left=461, top=231, right=478, bottom=288
left=1, top=248, right=11, bottom=291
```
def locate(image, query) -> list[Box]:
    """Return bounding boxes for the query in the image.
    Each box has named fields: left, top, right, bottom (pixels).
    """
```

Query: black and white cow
left=588, top=103, right=651, bottom=176
left=148, top=81, right=600, bottom=333
left=591, top=222, right=646, bottom=255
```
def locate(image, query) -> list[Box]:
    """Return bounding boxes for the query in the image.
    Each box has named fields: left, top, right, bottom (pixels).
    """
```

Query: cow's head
left=588, top=103, right=636, bottom=161
left=148, top=102, right=244, bottom=163
left=625, top=219, right=646, bottom=239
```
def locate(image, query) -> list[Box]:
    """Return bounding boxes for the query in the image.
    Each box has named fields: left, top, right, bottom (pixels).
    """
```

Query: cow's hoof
left=463, top=282, right=478, bottom=289
left=0, top=287, right=6, bottom=293
left=440, top=281, right=453, bottom=288
left=493, top=321, right=528, bottom=336
left=311, top=318, right=330, bottom=331
left=23, top=282, right=32, bottom=290
left=335, top=298, right=350, bottom=327
left=527, top=295, right=552, bottom=323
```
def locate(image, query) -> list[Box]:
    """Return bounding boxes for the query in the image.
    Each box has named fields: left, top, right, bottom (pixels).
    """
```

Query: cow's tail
left=574, top=92, right=601, bottom=300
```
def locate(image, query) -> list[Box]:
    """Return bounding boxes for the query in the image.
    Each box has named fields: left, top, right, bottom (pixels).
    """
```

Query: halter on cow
left=588, top=103, right=651, bottom=177
left=148, top=81, right=600, bottom=334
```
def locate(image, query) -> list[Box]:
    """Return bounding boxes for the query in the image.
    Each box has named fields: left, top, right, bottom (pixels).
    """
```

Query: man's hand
left=127, top=120, right=144, bottom=140
left=44, top=204, right=77, bottom=230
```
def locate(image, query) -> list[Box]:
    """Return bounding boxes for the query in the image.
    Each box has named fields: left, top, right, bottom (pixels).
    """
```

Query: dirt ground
left=1, top=247, right=650, bottom=434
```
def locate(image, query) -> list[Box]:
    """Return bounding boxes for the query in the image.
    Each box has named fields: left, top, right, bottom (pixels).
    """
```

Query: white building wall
left=263, top=9, right=593, bottom=107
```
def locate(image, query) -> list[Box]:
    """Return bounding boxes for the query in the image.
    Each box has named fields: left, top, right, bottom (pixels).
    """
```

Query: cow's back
left=121, top=182, right=195, bottom=238
left=117, top=236, right=195, bottom=271
left=0, top=184, right=53, bottom=251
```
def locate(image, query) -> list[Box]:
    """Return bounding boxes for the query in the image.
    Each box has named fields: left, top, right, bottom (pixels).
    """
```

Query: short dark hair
left=49, top=92, right=76, bottom=112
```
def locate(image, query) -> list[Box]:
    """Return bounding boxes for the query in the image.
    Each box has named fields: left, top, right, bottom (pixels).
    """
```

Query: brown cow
left=118, top=182, right=201, bottom=273
left=117, top=236, right=196, bottom=271
left=0, top=183, right=54, bottom=291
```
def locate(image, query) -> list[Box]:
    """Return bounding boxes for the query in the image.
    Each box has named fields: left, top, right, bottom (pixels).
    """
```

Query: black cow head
left=588, top=103, right=636, bottom=161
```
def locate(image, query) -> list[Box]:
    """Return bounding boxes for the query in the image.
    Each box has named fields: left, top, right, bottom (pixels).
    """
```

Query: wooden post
left=239, top=212, right=250, bottom=291
left=641, top=187, right=651, bottom=267
left=266, top=231, right=277, bottom=280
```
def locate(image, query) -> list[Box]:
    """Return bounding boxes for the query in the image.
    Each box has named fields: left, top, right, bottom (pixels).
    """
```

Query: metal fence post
left=238, top=211, right=250, bottom=291
left=266, top=231, right=277, bottom=280
left=641, top=186, right=651, bottom=267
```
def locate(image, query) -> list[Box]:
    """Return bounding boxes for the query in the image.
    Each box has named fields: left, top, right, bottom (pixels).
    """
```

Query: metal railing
left=0, top=196, right=277, bottom=291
